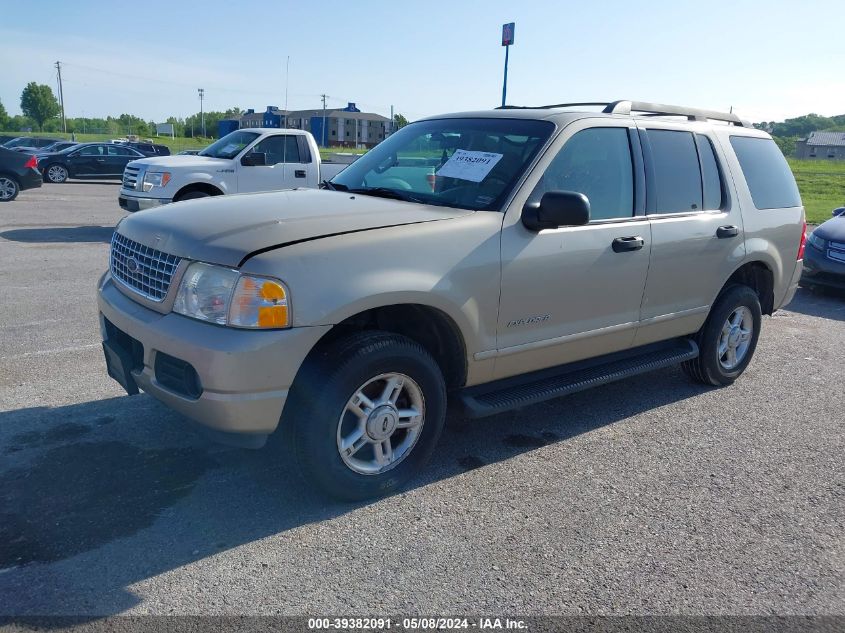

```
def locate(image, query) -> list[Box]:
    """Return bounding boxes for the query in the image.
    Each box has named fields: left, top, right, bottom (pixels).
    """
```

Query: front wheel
left=45, top=164, right=68, bottom=184
left=0, top=175, right=20, bottom=201
left=286, top=331, right=447, bottom=501
left=682, top=285, right=762, bottom=386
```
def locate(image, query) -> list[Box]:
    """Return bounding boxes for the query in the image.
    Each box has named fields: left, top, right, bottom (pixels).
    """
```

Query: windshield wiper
left=347, top=187, right=427, bottom=203
left=320, top=180, right=348, bottom=191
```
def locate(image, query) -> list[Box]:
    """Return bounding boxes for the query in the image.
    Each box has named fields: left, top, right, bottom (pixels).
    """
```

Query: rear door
left=633, top=122, right=746, bottom=346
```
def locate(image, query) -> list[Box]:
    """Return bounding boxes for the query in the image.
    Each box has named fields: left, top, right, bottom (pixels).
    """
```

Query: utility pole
left=500, top=23, right=515, bottom=108
left=320, top=93, right=327, bottom=148
left=55, top=61, right=66, bottom=133
left=198, top=88, right=205, bottom=138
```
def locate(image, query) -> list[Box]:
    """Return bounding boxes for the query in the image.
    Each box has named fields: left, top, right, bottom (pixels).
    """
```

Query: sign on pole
left=502, top=22, right=515, bottom=46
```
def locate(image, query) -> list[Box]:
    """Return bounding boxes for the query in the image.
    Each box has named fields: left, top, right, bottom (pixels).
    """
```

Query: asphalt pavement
left=0, top=182, right=843, bottom=617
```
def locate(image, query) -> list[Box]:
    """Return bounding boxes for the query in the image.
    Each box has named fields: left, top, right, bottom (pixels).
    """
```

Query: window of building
left=730, top=136, right=801, bottom=209
left=646, top=129, right=703, bottom=213
left=696, top=134, right=724, bottom=210
left=529, top=127, right=634, bottom=221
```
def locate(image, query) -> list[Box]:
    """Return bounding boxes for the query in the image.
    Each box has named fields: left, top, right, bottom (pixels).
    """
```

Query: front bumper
left=118, top=191, right=171, bottom=212
left=97, top=274, right=331, bottom=439
left=802, top=243, right=845, bottom=290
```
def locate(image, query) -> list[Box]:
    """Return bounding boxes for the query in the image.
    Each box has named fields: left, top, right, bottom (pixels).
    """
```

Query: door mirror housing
left=241, top=152, right=267, bottom=167
left=521, top=191, right=590, bottom=231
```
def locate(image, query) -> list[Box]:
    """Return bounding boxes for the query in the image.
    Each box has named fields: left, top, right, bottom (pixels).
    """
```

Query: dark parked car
left=803, top=211, right=845, bottom=290
left=0, top=146, right=42, bottom=201
left=39, top=141, right=79, bottom=154
left=2, top=137, right=61, bottom=152
left=117, top=141, right=171, bottom=157
left=38, top=142, right=145, bottom=183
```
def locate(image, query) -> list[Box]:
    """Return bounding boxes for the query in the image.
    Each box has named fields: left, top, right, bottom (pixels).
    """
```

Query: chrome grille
left=123, top=165, right=142, bottom=190
left=110, top=233, right=181, bottom=302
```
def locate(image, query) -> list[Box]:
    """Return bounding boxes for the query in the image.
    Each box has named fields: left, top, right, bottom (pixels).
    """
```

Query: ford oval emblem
left=126, top=257, right=140, bottom=274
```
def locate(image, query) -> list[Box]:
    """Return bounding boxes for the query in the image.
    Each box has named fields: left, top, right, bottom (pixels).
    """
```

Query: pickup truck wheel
left=682, top=285, right=761, bottom=386
left=287, top=331, right=447, bottom=501
left=45, top=164, right=68, bottom=184
left=176, top=190, right=210, bottom=201
left=0, top=176, right=20, bottom=201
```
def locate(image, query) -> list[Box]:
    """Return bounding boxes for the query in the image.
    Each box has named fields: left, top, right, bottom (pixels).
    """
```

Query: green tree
left=20, top=82, right=61, bottom=131
left=0, top=99, right=9, bottom=130
left=393, top=113, right=408, bottom=129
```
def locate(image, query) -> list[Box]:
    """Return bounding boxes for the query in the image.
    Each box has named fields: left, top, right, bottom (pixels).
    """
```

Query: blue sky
left=2, top=0, right=843, bottom=124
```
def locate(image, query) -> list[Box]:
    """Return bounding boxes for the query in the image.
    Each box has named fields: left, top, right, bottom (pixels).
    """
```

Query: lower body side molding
left=459, top=338, right=699, bottom=418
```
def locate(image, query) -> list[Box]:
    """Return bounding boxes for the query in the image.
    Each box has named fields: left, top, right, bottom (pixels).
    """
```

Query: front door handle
left=96, top=158, right=106, bottom=162
left=294, top=169, right=306, bottom=178
left=612, top=236, right=645, bottom=253
left=717, top=225, right=739, bottom=239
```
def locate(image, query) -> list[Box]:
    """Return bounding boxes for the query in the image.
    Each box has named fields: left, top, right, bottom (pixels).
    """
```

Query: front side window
left=249, top=135, right=300, bottom=164
left=332, top=118, right=554, bottom=211
left=730, top=136, right=801, bottom=210
left=529, top=127, right=634, bottom=221
left=646, top=129, right=702, bottom=213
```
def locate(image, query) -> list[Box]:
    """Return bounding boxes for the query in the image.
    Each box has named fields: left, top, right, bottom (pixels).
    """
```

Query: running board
left=459, top=338, right=699, bottom=418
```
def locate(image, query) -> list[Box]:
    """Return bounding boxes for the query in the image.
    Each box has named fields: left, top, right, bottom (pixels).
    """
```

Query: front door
left=237, top=135, right=305, bottom=193
left=67, top=144, right=106, bottom=177
left=633, top=123, right=746, bottom=346
left=104, top=145, right=143, bottom=177
left=495, top=121, right=651, bottom=380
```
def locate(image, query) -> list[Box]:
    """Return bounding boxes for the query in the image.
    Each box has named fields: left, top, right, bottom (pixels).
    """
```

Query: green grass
left=788, top=158, right=845, bottom=225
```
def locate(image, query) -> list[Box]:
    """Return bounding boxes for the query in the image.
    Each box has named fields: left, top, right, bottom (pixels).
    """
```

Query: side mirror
left=241, top=152, right=267, bottom=167
left=832, top=207, right=845, bottom=218
left=522, top=191, right=590, bottom=231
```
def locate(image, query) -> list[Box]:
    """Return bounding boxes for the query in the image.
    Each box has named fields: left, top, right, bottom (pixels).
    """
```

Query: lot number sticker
left=436, top=150, right=503, bottom=182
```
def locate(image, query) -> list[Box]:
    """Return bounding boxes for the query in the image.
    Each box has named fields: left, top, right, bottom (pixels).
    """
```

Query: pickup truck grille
left=123, top=165, right=142, bottom=190
left=110, top=232, right=181, bottom=302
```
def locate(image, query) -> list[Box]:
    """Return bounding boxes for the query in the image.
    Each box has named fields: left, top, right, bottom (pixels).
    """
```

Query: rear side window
left=530, top=127, right=634, bottom=221
left=646, top=129, right=702, bottom=213
left=730, top=136, right=801, bottom=209
left=696, top=134, right=723, bottom=210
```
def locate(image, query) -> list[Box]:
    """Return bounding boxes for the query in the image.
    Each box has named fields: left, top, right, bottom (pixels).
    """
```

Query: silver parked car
left=98, top=100, right=805, bottom=500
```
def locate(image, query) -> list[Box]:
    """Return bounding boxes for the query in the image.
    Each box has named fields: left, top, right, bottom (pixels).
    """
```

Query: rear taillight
left=24, top=155, right=37, bottom=169
left=797, top=219, right=807, bottom=260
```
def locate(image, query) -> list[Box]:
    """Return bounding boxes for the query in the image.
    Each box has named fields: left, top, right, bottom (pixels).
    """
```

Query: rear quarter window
left=729, top=136, right=801, bottom=209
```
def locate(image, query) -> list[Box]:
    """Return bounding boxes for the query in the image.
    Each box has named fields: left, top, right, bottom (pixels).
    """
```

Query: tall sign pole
left=501, top=22, right=515, bottom=108
left=198, top=88, right=205, bottom=138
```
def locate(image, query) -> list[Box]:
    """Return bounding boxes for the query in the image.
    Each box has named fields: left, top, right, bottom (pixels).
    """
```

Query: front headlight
left=172, top=262, right=290, bottom=329
left=807, top=232, right=827, bottom=251
left=142, top=171, right=171, bottom=191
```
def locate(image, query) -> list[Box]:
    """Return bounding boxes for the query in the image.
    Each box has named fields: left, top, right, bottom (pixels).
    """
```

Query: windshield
left=199, top=130, right=260, bottom=159
left=331, top=118, right=554, bottom=211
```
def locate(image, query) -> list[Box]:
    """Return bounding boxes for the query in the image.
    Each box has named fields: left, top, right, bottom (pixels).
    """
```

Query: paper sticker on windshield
left=436, top=150, right=503, bottom=183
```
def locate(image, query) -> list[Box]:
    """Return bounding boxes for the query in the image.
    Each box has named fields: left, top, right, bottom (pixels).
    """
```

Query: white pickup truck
left=118, top=128, right=351, bottom=212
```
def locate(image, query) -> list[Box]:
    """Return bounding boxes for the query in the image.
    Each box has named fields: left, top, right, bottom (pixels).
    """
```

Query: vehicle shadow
left=786, top=285, right=845, bottom=321
left=0, top=366, right=710, bottom=617
left=0, top=226, right=114, bottom=244
left=52, top=181, right=121, bottom=186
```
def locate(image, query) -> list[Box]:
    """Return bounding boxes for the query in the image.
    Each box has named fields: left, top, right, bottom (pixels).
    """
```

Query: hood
left=116, top=188, right=473, bottom=267
left=128, top=155, right=229, bottom=170
left=814, top=215, right=845, bottom=242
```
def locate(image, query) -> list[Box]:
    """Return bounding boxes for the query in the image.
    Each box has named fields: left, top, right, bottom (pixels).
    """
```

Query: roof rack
left=497, top=100, right=752, bottom=127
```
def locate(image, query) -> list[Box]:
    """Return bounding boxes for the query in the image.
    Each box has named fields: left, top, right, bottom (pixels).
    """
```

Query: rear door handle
left=717, top=225, right=739, bottom=238
left=96, top=158, right=106, bottom=162
left=294, top=169, right=306, bottom=178
left=612, top=236, right=645, bottom=252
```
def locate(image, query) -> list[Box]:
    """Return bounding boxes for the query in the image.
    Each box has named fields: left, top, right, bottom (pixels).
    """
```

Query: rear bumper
left=97, top=274, right=331, bottom=438
left=19, top=168, right=42, bottom=191
left=119, top=192, right=171, bottom=212
left=802, top=244, right=845, bottom=289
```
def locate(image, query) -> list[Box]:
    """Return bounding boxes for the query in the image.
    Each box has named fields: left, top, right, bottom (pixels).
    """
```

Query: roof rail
left=497, top=100, right=752, bottom=127
left=603, top=100, right=752, bottom=127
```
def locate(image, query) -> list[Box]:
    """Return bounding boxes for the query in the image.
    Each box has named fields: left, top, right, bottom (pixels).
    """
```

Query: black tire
left=176, top=190, right=211, bottom=202
left=44, top=164, right=68, bottom=184
left=285, top=331, right=447, bottom=501
left=682, top=285, right=762, bottom=386
left=0, top=175, right=20, bottom=202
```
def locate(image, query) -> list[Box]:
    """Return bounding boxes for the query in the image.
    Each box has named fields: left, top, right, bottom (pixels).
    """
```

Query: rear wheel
left=286, top=331, right=447, bottom=501
left=45, top=164, right=68, bottom=184
left=682, top=285, right=762, bottom=386
left=0, top=176, right=20, bottom=201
